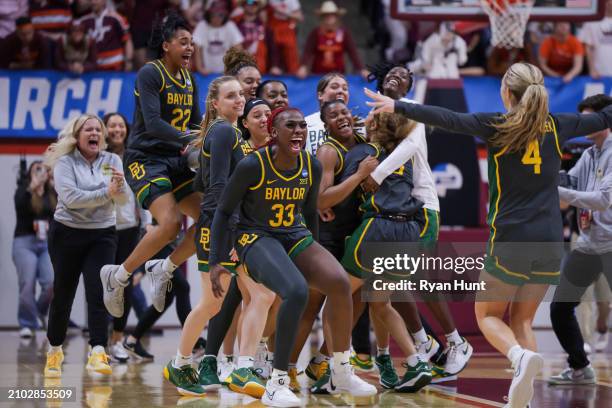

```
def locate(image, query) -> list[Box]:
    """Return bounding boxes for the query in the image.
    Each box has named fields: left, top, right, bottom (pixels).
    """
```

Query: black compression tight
left=204, top=276, right=242, bottom=356
left=243, top=237, right=309, bottom=371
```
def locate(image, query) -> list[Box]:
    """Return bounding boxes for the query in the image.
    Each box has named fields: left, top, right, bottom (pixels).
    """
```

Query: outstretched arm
left=554, top=104, right=612, bottom=143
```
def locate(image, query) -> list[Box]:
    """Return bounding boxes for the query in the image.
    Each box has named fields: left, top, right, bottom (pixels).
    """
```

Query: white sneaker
left=146, top=260, right=172, bottom=313
left=416, top=335, right=440, bottom=362
left=19, top=327, right=33, bottom=338
left=110, top=341, right=129, bottom=363
left=218, top=355, right=235, bottom=384
left=443, top=338, right=473, bottom=375
left=254, top=341, right=271, bottom=379
left=593, top=331, right=609, bottom=352
left=507, top=350, right=543, bottom=408
left=332, top=361, right=378, bottom=397
left=100, top=265, right=127, bottom=318
left=262, top=375, right=302, bottom=407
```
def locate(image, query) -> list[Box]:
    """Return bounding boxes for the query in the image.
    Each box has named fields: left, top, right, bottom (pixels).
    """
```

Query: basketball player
left=366, top=62, right=612, bottom=408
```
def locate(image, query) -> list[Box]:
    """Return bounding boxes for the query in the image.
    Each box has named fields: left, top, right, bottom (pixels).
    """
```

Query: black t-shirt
left=14, top=184, right=55, bottom=237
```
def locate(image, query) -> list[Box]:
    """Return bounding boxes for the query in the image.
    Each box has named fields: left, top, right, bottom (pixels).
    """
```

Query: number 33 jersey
left=239, top=147, right=315, bottom=233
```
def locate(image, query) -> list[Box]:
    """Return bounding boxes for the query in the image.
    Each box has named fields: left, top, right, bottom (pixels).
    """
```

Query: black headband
left=242, top=98, right=269, bottom=119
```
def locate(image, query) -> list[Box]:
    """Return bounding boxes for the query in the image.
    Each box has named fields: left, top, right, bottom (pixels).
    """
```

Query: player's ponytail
left=193, top=76, right=239, bottom=149
left=148, top=10, right=190, bottom=60
left=491, top=63, right=549, bottom=153
left=367, top=112, right=416, bottom=153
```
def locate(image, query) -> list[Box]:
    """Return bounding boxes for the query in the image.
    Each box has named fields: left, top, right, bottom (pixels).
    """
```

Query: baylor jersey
left=199, top=119, right=252, bottom=214
left=239, top=147, right=314, bottom=233
left=130, top=60, right=197, bottom=155
left=487, top=116, right=564, bottom=242
left=319, top=134, right=366, bottom=240
left=344, top=143, right=422, bottom=219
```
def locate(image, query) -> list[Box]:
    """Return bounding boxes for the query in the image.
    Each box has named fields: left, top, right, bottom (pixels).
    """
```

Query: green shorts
left=235, top=228, right=314, bottom=262
left=195, top=212, right=238, bottom=274
left=341, top=216, right=422, bottom=280
left=124, top=149, right=195, bottom=209
left=419, top=208, right=439, bottom=246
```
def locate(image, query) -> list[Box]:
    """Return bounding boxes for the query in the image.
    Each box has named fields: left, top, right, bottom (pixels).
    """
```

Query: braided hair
left=148, top=11, right=190, bottom=60
left=367, top=61, right=414, bottom=94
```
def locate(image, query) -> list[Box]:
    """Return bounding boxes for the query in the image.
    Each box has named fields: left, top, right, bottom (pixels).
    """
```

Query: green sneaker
left=163, top=361, right=206, bottom=396
left=310, top=364, right=334, bottom=395
left=431, top=364, right=457, bottom=384
left=375, top=354, right=399, bottom=389
left=198, top=356, right=222, bottom=390
left=350, top=350, right=375, bottom=372
left=305, top=358, right=329, bottom=381
left=395, top=361, right=432, bottom=393
left=227, top=367, right=266, bottom=398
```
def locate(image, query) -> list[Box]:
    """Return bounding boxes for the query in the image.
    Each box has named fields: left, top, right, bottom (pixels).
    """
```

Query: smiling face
left=318, top=76, right=349, bottom=105
left=77, top=118, right=104, bottom=160
left=272, top=110, right=307, bottom=157
left=323, top=101, right=354, bottom=142
left=106, top=114, right=127, bottom=148
left=163, top=28, right=194, bottom=69
left=383, top=66, right=411, bottom=100
left=243, top=104, right=271, bottom=142
left=213, top=80, right=245, bottom=123
left=261, top=82, right=289, bottom=109
left=237, top=66, right=262, bottom=101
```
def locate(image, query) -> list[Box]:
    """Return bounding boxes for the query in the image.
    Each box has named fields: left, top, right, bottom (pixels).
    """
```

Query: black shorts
left=195, top=212, right=238, bottom=274
left=485, top=221, right=563, bottom=286
left=124, top=149, right=195, bottom=209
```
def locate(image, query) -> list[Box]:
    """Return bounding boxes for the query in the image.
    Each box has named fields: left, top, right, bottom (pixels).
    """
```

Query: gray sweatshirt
left=53, top=149, right=128, bottom=229
left=559, top=134, right=612, bottom=254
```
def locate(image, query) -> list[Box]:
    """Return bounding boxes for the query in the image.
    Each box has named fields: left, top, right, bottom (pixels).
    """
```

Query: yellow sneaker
left=86, top=348, right=112, bottom=375
left=44, top=349, right=64, bottom=378
left=288, top=367, right=300, bottom=392
left=305, top=358, right=329, bottom=381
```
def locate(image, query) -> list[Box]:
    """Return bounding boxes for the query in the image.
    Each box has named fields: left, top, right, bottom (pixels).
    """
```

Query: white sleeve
left=193, top=22, right=206, bottom=47
left=227, top=21, right=244, bottom=46
left=288, top=0, right=301, bottom=12
left=578, top=23, right=595, bottom=45
left=456, top=36, right=468, bottom=66
left=111, top=153, right=129, bottom=206
left=371, top=124, right=424, bottom=185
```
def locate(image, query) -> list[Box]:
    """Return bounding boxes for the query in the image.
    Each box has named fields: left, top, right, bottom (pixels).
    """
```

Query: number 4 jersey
left=128, top=60, right=201, bottom=156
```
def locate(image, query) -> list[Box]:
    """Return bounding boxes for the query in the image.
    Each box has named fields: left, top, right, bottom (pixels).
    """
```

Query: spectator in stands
left=78, top=0, right=133, bottom=71
left=298, top=1, right=367, bottom=78
left=410, top=22, right=467, bottom=79
left=1, top=17, right=51, bottom=69
left=579, top=0, right=612, bottom=79
left=54, top=21, right=97, bottom=74
left=129, top=0, right=183, bottom=70
left=0, top=0, right=27, bottom=39
left=458, top=26, right=488, bottom=76
left=266, top=0, right=302, bottom=74
left=193, top=0, right=244, bottom=74
left=43, top=114, right=127, bottom=377
left=13, top=159, right=56, bottom=339
left=539, top=22, right=584, bottom=83
left=233, top=0, right=281, bottom=74
left=29, top=0, right=73, bottom=40
left=487, top=34, right=536, bottom=76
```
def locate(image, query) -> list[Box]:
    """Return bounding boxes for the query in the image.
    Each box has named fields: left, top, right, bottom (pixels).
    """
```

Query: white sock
left=377, top=346, right=390, bottom=356
left=412, top=328, right=428, bottom=344
left=115, top=264, right=131, bottom=284
left=203, top=354, right=216, bottom=360
left=333, top=351, right=351, bottom=370
left=266, top=351, right=274, bottom=362
left=507, top=345, right=523, bottom=364
left=313, top=351, right=331, bottom=364
left=237, top=356, right=254, bottom=369
left=445, top=329, right=462, bottom=345
left=91, top=345, right=105, bottom=355
left=272, top=368, right=288, bottom=378
left=48, top=345, right=62, bottom=354
left=162, top=257, right=179, bottom=274
left=406, top=353, right=421, bottom=367
left=174, top=351, right=192, bottom=368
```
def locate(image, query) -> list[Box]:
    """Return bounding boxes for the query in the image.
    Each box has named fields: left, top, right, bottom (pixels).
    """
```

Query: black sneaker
left=123, top=339, right=154, bottom=361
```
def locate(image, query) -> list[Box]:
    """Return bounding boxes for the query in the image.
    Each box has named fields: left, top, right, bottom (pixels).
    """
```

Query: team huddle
left=40, top=11, right=612, bottom=408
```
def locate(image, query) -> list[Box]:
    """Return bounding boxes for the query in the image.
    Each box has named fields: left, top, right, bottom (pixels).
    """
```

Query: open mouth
left=289, top=137, right=303, bottom=152
left=385, top=76, right=400, bottom=88
left=337, top=121, right=352, bottom=133
left=181, top=54, right=191, bottom=64
left=88, top=139, right=99, bottom=148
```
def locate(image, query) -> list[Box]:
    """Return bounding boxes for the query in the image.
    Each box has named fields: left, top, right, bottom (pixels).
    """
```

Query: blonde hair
left=492, top=63, right=549, bottom=153
left=367, top=112, right=417, bottom=153
left=194, top=76, right=240, bottom=148
left=45, top=114, right=108, bottom=168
